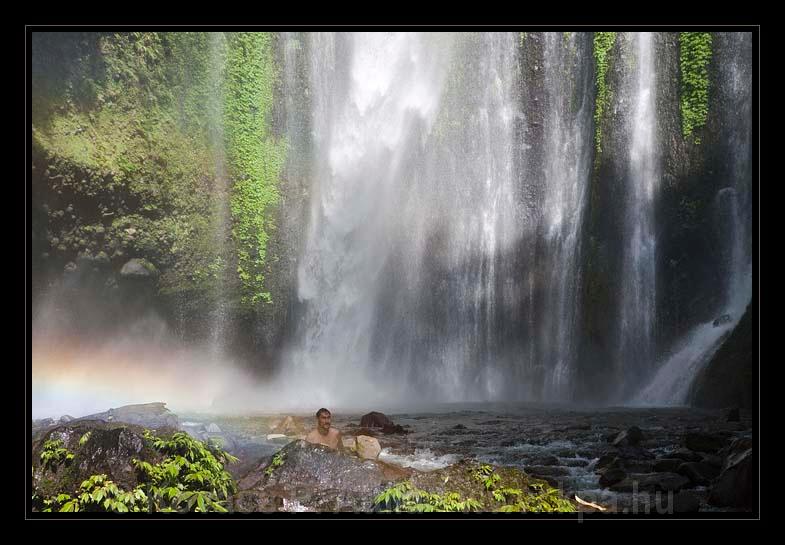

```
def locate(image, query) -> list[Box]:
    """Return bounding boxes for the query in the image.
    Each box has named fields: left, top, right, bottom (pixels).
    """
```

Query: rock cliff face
left=31, top=32, right=752, bottom=405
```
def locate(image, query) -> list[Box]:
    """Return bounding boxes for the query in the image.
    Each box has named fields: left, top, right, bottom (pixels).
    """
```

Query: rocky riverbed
left=32, top=402, right=753, bottom=513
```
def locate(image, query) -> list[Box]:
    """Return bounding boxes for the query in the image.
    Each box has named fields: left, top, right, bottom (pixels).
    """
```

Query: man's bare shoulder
left=304, top=429, right=320, bottom=442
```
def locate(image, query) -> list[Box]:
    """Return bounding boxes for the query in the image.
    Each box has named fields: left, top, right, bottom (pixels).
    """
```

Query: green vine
left=593, top=32, right=617, bottom=156
left=679, top=32, right=713, bottom=143
left=224, top=32, right=287, bottom=308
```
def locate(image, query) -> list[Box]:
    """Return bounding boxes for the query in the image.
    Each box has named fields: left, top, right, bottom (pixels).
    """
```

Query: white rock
left=206, top=423, right=222, bottom=433
left=356, top=435, right=381, bottom=460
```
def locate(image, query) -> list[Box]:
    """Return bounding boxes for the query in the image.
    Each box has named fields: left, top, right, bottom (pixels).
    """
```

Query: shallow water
left=181, top=403, right=753, bottom=513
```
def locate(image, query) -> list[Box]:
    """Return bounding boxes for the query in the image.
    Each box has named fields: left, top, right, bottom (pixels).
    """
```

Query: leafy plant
left=373, top=481, right=482, bottom=513
left=265, top=452, right=285, bottom=476
left=679, top=32, right=713, bottom=143
left=40, top=439, right=75, bottom=472
left=593, top=32, right=617, bottom=156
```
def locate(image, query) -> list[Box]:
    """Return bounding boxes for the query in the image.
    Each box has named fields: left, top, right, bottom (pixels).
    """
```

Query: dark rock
left=599, top=468, right=627, bottom=488
left=452, top=424, right=467, bottom=430
left=709, top=445, right=752, bottom=508
left=595, top=454, right=617, bottom=471
left=234, top=440, right=409, bottom=512
left=612, top=426, right=644, bottom=447
left=672, top=492, right=701, bottom=513
left=360, top=412, right=394, bottom=429
left=75, top=402, right=179, bottom=429
left=713, top=314, right=732, bottom=327
left=613, top=445, right=655, bottom=460
left=526, top=465, right=569, bottom=477
left=677, top=462, right=721, bottom=486
left=381, top=424, right=407, bottom=435
left=690, top=305, right=752, bottom=409
left=670, top=449, right=702, bottom=463
left=530, top=455, right=559, bottom=466
left=653, top=458, right=684, bottom=473
left=684, top=432, right=728, bottom=453
left=119, top=258, right=159, bottom=279
left=31, top=421, right=165, bottom=500
left=700, top=454, right=723, bottom=469
left=726, top=407, right=741, bottom=422
left=58, top=415, right=75, bottom=424
left=611, top=472, right=690, bottom=494
left=500, top=440, right=516, bottom=447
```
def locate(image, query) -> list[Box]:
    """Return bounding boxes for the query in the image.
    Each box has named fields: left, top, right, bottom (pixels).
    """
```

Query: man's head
left=315, top=408, right=331, bottom=434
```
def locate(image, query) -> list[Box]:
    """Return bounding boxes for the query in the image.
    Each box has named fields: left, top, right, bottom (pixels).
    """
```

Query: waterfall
left=617, top=32, right=659, bottom=400
left=537, top=32, right=593, bottom=400
left=631, top=33, right=752, bottom=406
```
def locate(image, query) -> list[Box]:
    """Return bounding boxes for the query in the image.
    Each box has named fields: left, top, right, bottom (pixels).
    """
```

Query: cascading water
left=632, top=33, right=752, bottom=405
left=616, top=32, right=659, bottom=400
left=536, top=32, right=593, bottom=400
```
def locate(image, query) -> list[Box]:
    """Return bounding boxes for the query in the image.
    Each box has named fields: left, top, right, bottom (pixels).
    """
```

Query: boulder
left=669, top=449, right=703, bottom=463
left=360, top=412, right=394, bottom=429
left=234, top=440, right=409, bottom=512
left=31, top=421, right=164, bottom=501
left=677, top=462, right=721, bottom=486
left=611, top=426, right=645, bottom=447
left=699, top=454, right=723, bottom=469
left=75, top=402, right=179, bottom=430
left=356, top=435, right=381, bottom=460
left=610, top=472, right=690, bottom=494
left=653, top=459, right=684, bottom=473
left=599, top=468, right=627, bottom=488
left=709, top=444, right=752, bottom=508
left=58, top=415, right=75, bottom=424
left=684, top=432, right=728, bottom=453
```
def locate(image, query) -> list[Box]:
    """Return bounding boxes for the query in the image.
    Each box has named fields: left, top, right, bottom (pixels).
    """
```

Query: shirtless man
left=304, top=408, right=343, bottom=451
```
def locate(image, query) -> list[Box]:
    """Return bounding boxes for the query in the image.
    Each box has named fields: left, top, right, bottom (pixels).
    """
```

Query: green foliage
left=224, top=32, right=287, bottom=309
left=40, top=439, right=75, bottom=472
left=679, top=32, right=713, bottom=143
left=593, top=32, right=617, bottom=156
left=78, top=432, right=92, bottom=447
left=468, top=463, right=576, bottom=513
left=36, top=429, right=239, bottom=513
left=373, top=481, right=482, bottom=513
left=265, top=452, right=285, bottom=476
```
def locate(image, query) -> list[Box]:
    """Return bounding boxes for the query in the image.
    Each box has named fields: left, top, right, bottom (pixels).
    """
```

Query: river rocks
left=530, top=455, right=560, bottom=466
left=610, top=472, right=690, bottom=494
left=670, top=449, right=703, bottom=463
left=611, top=426, right=644, bottom=447
left=360, top=412, right=393, bottom=429
left=526, top=465, right=570, bottom=477
left=653, top=458, right=684, bottom=473
left=709, top=441, right=752, bottom=508
left=356, top=435, right=381, bottom=460
left=700, top=453, right=723, bottom=469
left=677, top=462, right=721, bottom=486
left=599, top=468, right=627, bottom=488
left=234, top=440, right=408, bottom=512
left=75, top=402, right=179, bottom=430
left=684, top=432, right=728, bottom=453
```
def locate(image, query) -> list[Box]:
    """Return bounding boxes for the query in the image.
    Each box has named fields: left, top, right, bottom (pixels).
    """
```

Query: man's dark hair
left=316, top=408, right=331, bottom=418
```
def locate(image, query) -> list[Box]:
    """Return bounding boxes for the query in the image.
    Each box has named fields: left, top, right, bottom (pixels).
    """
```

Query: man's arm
left=334, top=429, right=344, bottom=452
